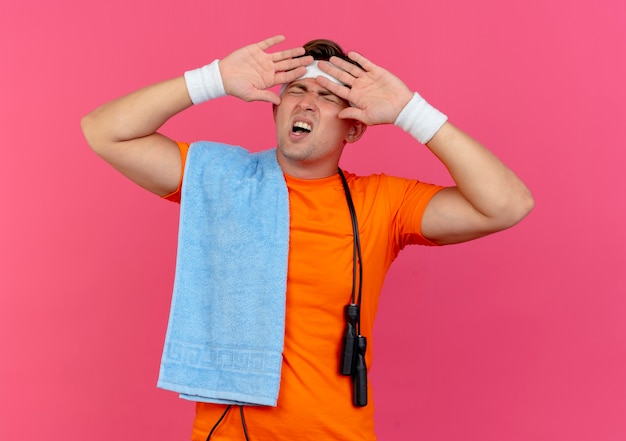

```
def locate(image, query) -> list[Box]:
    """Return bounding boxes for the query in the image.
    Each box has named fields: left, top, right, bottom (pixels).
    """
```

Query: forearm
left=81, top=76, right=192, bottom=152
left=426, top=122, right=534, bottom=225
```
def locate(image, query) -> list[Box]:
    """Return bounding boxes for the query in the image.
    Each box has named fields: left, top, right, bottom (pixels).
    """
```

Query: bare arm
left=81, top=77, right=190, bottom=196
left=316, top=53, right=534, bottom=245
left=419, top=122, right=534, bottom=244
left=81, top=35, right=313, bottom=196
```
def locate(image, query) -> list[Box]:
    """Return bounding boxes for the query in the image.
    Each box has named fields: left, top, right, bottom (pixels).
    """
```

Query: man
left=82, top=35, right=533, bottom=441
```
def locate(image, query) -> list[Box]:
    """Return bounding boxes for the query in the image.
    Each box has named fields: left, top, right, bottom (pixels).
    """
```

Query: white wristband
left=184, top=60, right=227, bottom=105
left=394, top=92, right=448, bottom=144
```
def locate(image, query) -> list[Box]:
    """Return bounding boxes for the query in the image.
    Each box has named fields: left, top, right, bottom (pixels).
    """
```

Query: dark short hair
left=302, top=39, right=363, bottom=70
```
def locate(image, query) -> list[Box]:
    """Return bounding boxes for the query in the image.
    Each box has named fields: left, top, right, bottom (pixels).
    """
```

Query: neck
left=275, top=150, right=341, bottom=180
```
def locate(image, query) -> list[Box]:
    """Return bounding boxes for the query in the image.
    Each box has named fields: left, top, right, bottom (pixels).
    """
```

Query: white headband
left=279, top=60, right=346, bottom=95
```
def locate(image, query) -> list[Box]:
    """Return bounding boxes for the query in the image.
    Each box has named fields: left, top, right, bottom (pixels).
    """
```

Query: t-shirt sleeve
left=162, top=142, right=190, bottom=204
left=389, top=177, right=445, bottom=247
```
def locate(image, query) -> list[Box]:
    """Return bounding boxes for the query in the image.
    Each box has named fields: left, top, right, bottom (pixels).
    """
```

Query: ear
left=345, top=121, right=367, bottom=144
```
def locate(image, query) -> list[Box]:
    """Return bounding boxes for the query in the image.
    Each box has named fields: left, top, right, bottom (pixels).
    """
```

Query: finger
left=347, top=51, right=378, bottom=72
left=317, top=61, right=357, bottom=87
left=274, top=55, right=313, bottom=73
left=274, top=66, right=308, bottom=85
left=272, top=47, right=306, bottom=62
left=315, top=76, right=352, bottom=100
left=327, top=56, right=365, bottom=78
left=256, top=35, right=286, bottom=51
left=249, top=89, right=281, bottom=105
left=337, top=106, right=366, bottom=123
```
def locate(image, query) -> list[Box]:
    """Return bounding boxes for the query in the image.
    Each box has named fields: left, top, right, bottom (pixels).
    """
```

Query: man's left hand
left=316, top=53, right=414, bottom=126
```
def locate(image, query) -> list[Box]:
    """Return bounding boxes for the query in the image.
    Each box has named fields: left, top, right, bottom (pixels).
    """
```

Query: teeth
left=293, top=121, right=312, bottom=132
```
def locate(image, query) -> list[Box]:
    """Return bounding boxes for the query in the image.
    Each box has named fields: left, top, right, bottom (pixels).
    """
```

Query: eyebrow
left=287, top=82, right=312, bottom=92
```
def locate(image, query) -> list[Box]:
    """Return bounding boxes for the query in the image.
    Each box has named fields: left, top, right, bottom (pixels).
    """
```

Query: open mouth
left=292, top=121, right=312, bottom=133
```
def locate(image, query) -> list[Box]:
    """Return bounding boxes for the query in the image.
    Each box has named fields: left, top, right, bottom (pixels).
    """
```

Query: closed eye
left=319, top=92, right=343, bottom=104
left=286, top=84, right=306, bottom=95
left=286, top=83, right=346, bottom=106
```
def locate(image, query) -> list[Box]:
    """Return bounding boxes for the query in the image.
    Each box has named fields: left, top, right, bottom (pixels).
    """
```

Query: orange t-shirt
left=165, top=143, right=443, bottom=440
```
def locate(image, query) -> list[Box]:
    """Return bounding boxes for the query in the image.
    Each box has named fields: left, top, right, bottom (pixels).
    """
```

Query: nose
left=296, top=92, right=316, bottom=112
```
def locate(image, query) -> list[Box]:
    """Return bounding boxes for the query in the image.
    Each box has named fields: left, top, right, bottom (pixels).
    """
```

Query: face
left=273, top=79, right=364, bottom=178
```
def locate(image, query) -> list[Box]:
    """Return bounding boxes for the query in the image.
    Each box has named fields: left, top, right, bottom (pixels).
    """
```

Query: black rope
left=205, top=405, right=232, bottom=441
left=338, top=168, right=363, bottom=333
left=240, top=406, right=250, bottom=441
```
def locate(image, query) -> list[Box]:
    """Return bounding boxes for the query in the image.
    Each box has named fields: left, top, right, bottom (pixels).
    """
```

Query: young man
left=82, top=35, right=533, bottom=441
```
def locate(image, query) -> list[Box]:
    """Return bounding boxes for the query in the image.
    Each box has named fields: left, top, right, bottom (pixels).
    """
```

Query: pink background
left=1, top=0, right=625, bottom=440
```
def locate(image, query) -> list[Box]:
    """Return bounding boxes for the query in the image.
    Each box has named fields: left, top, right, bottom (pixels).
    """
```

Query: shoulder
left=187, top=144, right=279, bottom=175
left=188, top=141, right=248, bottom=161
left=347, top=172, right=445, bottom=221
left=345, top=172, right=441, bottom=195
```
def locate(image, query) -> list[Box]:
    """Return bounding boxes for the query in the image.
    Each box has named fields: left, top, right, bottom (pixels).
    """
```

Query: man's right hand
left=219, top=35, right=313, bottom=105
